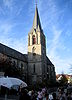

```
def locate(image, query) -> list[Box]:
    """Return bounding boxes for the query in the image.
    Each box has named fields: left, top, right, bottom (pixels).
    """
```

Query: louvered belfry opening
left=33, top=35, right=36, bottom=44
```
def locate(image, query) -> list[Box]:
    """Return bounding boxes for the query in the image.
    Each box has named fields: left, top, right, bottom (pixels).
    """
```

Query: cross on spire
left=29, top=0, right=42, bottom=32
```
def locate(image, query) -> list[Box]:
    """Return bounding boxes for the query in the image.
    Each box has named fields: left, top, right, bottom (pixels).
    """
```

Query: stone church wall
left=0, top=43, right=28, bottom=82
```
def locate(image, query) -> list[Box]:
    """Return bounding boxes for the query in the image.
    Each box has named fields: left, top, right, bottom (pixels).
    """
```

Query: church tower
left=28, top=6, right=47, bottom=85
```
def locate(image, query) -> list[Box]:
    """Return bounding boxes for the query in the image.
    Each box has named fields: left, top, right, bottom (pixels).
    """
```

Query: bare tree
left=69, top=64, right=72, bottom=74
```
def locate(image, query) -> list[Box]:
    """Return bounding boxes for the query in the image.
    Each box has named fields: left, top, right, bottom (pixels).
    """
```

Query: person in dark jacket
left=19, top=89, right=31, bottom=100
left=52, top=93, right=58, bottom=100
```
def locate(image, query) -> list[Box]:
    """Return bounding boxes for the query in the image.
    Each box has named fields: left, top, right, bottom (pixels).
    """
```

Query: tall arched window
left=28, top=35, right=30, bottom=46
left=13, top=61, right=16, bottom=66
left=32, top=35, right=36, bottom=44
left=33, top=64, right=35, bottom=73
left=37, top=34, right=38, bottom=44
left=21, top=63, right=23, bottom=68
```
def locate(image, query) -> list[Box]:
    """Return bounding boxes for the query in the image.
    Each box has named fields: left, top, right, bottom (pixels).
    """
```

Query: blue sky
left=0, top=0, right=72, bottom=75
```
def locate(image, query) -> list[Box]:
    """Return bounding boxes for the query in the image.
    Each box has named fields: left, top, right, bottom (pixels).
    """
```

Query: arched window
left=33, top=64, right=35, bottom=73
left=47, top=67, right=49, bottom=72
left=44, top=64, right=45, bottom=73
left=28, top=35, right=30, bottom=46
left=47, top=73, right=49, bottom=79
left=21, top=63, right=23, bottom=67
left=32, top=47, right=35, bottom=53
left=37, top=34, right=38, bottom=44
left=21, top=63, right=24, bottom=70
left=32, top=35, right=36, bottom=44
left=13, top=61, right=16, bottom=66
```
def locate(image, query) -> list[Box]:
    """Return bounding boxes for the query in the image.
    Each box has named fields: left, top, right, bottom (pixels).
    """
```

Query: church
left=0, top=6, right=56, bottom=85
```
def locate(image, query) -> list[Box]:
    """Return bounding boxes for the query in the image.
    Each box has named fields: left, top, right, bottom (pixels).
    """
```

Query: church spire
left=32, top=5, right=42, bottom=31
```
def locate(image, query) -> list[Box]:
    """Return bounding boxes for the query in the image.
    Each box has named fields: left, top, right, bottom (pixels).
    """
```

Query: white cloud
left=0, top=6, right=5, bottom=15
left=16, top=0, right=28, bottom=16
left=47, top=25, right=71, bottom=74
left=10, top=37, right=28, bottom=54
left=52, top=55, right=72, bottom=74
left=0, top=36, right=12, bottom=45
left=41, top=0, right=72, bottom=74
left=0, top=23, right=14, bottom=35
left=0, top=36, right=28, bottom=54
left=3, top=0, right=13, bottom=10
left=16, top=7, right=23, bottom=16
left=52, top=26, right=62, bottom=46
left=0, top=20, right=28, bottom=54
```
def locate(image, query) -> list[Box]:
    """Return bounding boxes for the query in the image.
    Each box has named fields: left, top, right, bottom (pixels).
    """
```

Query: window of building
left=34, top=29, right=36, bottom=32
left=37, top=34, right=38, bottom=44
left=47, top=73, right=49, bottom=79
left=13, top=61, right=16, bottom=66
left=21, top=63, right=24, bottom=70
left=21, top=63, right=23, bottom=67
left=47, top=67, right=49, bottom=72
left=33, top=53, right=36, bottom=56
left=28, top=35, right=30, bottom=46
left=33, top=64, right=35, bottom=73
left=32, top=35, right=36, bottom=44
left=44, top=64, right=45, bottom=73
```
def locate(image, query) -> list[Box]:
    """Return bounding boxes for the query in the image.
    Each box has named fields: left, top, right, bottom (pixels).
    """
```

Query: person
left=67, top=92, right=72, bottom=100
left=43, top=93, right=49, bottom=100
left=37, top=89, right=43, bottom=100
left=31, top=90, right=36, bottom=100
left=52, top=93, right=58, bottom=100
left=58, top=91, right=66, bottom=100
left=19, top=89, right=31, bottom=100
left=48, top=94, right=53, bottom=100
left=18, top=85, right=22, bottom=95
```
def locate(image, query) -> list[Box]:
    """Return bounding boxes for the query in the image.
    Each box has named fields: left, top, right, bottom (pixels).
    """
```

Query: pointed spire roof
left=32, top=5, right=42, bottom=31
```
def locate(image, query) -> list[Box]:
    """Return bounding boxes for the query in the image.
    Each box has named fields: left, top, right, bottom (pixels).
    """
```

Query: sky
left=0, top=0, right=72, bottom=75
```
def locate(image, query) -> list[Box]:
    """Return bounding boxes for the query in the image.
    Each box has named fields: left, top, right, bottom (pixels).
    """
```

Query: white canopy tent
left=0, top=77, right=27, bottom=89
left=0, top=77, right=27, bottom=100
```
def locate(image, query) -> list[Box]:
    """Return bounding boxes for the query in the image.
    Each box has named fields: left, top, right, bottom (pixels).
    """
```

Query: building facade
left=0, top=6, right=56, bottom=85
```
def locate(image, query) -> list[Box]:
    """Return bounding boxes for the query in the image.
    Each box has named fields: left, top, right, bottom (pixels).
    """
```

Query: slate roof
left=29, top=5, right=43, bottom=34
left=46, top=56, right=54, bottom=65
left=0, top=43, right=28, bottom=62
left=32, top=5, right=42, bottom=30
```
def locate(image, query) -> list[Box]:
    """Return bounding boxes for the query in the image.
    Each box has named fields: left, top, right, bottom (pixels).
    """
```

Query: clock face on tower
left=32, top=47, right=36, bottom=56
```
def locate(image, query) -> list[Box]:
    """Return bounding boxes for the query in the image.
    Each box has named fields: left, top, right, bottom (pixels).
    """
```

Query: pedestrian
left=67, top=92, right=72, bottom=100
left=52, top=93, right=58, bottom=100
left=43, top=93, right=49, bottom=100
left=48, top=94, right=53, bottom=100
left=37, top=89, right=43, bottom=100
left=19, top=89, right=31, bottom=100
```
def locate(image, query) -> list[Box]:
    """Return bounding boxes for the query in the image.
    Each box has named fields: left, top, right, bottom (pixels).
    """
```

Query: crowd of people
left=0, top=84, right=72, bottom=100
left=19, top=85, right=72, bottom=100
